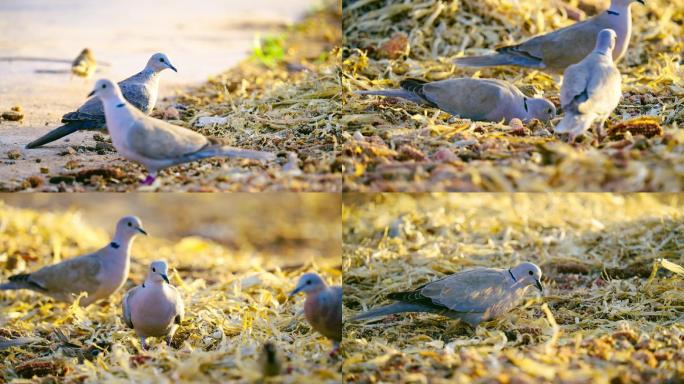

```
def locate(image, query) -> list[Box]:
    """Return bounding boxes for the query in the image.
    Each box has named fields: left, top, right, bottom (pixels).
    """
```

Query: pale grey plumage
left=356, top=78, right=556, bottom=123
left=555, top=29, right=622, bottom=140
left=122, top=260, right=184, bottom=349
left=0, top=216, right=146, bottom=307
left=26, top=53, right=177, bottom=149
left=454, top=0, right=644, bottom=73
left=89, top=79, right=275, bottom=184
left=352, top=262, right=543, bottom=326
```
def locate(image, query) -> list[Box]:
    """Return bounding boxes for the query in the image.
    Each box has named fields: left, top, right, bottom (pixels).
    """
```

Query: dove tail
left=354, top=89, right=426, bottom=105
left=26, top=123, right=82, bottom=149
left=554, top=113, right=594, bottom=135
left=0, top=273, right=44, bottom=291
left=454, top=53, right=543, bottom=69
left=350, top=302, right=431, bottom=321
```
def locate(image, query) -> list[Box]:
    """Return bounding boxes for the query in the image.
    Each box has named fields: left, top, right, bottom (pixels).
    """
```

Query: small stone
left=64, top=160, right=80, bottom=170
left=59, top=147, right=77, bottom=156
left=40, top=167, right=49, bottom=174
left=2, top=110, right=24, bottom=121
left=164, top=106, right=180, bottom=120
left=7, top=150, right=21, bottom=160
left=195, top=116, right=228, bottom=127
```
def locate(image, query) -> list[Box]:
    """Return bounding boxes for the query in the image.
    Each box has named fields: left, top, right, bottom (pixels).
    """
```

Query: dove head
left=146, top=53, right=177, bottom=73
left=147, top=260, right=170, bottom=284
left=88, top=79, right=123, bottom=102
left=115, top=215, right=147, bottom=239
left=525, top=98, right=556, bottom=122
left=289, top=273, right=326, bottom=297
left=595, top=29, right=618, bottom=56
left=510, top=262, right=543, bottom=292
left=611, top=0, right=644, bottom=7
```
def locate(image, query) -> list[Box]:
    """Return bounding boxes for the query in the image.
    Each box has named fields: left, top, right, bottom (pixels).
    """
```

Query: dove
left=87, top=78, right=275, bottom=185
left=71, top=48, right=97, bottom=79
left=122, top=260, right=184, bottom=350
left=454, top=0, right=644, bottom=73
left=0, top=216, right=146, bottom=307
left=259, top=341, right=283, bottom=378
left=26, top=53, right=177, bottom=149
left=289, top=273, right=342, bottom=354
left=352, top=262, right=543, bottom=326
left=555, top=29, right=622, bottom=141
left=356, top=78, right=556, bottom=123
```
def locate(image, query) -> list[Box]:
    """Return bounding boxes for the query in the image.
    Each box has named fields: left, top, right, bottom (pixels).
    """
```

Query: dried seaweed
left=343, top=194, right=684, bottom=383
left=341, top=0, right=684, bottom=191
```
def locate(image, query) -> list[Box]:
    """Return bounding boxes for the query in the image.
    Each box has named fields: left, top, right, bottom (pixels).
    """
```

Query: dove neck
left=606, top=1, right=630, bottom=16
left=110, top=232, right=136, bottom=255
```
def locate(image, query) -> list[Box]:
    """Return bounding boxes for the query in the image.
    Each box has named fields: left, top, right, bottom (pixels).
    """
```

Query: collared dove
left=122, top=260, right=184, bottom=350
left=87, top=79, right=276, bottom=185
left=454, top=0, right=644, bottom=73
left=555, top=29, right=622, bottom=141
left=0, top=216, right=146, bottom=307
left=26, top=53, right=177, bottom=149
left=351, top=262, right=543, bottom=326
left=356, top=78, right=556, bottom=123
left=289, top=273, right=342, bottom=354
left=71, top=48, right=96, bottom=79
left=259, top=341, right=283, bottom=378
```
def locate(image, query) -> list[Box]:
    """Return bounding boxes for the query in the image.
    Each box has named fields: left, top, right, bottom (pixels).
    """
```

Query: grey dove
left=454, top=0, right=644, bottom=73
left=356, top=78, right=556, bottom=123
left=290, top=273, right=342, bottom=354
left=88, top=79, right=276, bottom=185
left=352, top=262, right=543, bottom=326
left=71, top=48, right=97, bottom=79
left=26, top=53, right=177, bottom=149
left=0, top=216, right=146, bottom=307
left=122, top=260, right=184, bottom=349
left=555, top=29, right=622, bottom=141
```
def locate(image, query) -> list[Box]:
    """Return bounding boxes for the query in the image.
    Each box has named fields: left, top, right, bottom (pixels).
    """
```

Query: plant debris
left=343, top=194, right=684, bottom=383
left=341, top=0, right=684, bottom=191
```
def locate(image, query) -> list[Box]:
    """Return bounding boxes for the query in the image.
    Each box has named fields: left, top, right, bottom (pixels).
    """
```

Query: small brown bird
left=259, top=342, right=282, bottom=379
left=71, top=48, right=96, bottom=79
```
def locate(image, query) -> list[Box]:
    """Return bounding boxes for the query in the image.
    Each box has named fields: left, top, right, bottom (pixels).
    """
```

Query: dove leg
left=329, top=340, right=340, bottom=357
left=141, top=174, right=156, bottom=186
left=140, top=337, right=148, bottom=350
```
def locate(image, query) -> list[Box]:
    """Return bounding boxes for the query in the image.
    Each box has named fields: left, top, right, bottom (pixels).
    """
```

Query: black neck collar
left=508, top=269, right=517, bottom=282
left=523, top=97, right=529, bottom=113
left=606, top=10, right=620, bottom=16
left=116, top=103, right=125, bottom=108
left=110, top=242, right=120, bottom=249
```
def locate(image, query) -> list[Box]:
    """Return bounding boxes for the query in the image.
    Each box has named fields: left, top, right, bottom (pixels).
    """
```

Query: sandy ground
left=0, top=0, right=317, bottom=185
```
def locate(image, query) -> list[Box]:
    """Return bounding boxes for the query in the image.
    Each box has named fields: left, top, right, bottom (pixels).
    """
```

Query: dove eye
left=127, top=222, right=132, bottom=227
left=102, top=84, right=106, bottom=89
left=152, top=268, right=156, bottom=272
left=160, top=58, right=165, bottom=63
left=528, top=271, right=533, bottom=276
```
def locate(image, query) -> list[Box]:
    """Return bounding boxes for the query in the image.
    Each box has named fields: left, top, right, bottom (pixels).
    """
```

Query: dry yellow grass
left=341, top=0, right=684, bottom=191
left=343, top=194, right=684, bottom=383
left=0, top=197, right=341, bottom=383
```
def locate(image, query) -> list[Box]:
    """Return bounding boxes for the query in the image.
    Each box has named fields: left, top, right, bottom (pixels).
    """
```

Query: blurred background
left=1, top=193, right=341, bottom=262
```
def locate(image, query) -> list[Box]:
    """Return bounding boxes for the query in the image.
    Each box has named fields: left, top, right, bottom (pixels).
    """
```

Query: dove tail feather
left=554, top=113, right=595, bottom=135
left=351, top=303, right=432, bottom=321
left=354, top=89, right=426, bottom=105
left=181, top=146, right=275, bottom=163
left=454, top=54, right=544, bottom=69
left=26, top=123, right=83, bottom=149
left=0, top=274, right=45, bottom=291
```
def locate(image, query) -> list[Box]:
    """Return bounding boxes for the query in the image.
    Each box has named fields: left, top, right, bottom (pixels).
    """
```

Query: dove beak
left=535, top=279, right=543, bottom=292
left=87, top=89, right=96, bottom=97
left=168, top=63, right=178, bottom=72
left=289, top=286, right=303, bottom=297
left=137, top=227, right=148, bottom=235
left=161, top=274, right=170, bottom=284
left=637, top=0, right=644, bottom=4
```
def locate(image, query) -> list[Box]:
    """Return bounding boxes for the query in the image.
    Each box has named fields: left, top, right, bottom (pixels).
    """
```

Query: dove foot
left=141, top=175, right=156, bottom=186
